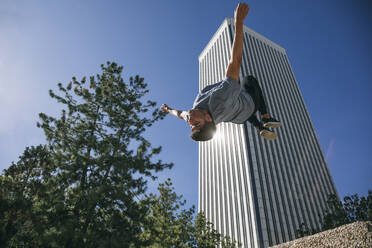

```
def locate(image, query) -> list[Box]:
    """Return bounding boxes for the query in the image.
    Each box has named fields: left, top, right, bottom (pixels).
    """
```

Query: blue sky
left=1, top=0, right=371, bottom=211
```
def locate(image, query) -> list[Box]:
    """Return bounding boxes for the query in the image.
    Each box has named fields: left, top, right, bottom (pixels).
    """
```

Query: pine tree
left=140, top=178, right=240, bottom=248
left=1, top=62, right=172, bottom=247
left=295, top=190, right=372, bottom=238
left=140, top=178, right=195, bottom=247
left=321, top=191, right=372, bottom=231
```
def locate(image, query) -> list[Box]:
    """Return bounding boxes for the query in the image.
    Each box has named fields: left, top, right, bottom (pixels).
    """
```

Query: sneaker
left=259, top=128, right=278, bottom=141
left=254, top=124, right=278, bottom=141
left=262, top=117, right=282, bottom=128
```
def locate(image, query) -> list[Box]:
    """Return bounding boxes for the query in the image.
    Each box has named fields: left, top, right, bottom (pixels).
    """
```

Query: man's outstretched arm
left=161, top=104, right=188, bottom=121
left=225, top=3, right=249, bottom=83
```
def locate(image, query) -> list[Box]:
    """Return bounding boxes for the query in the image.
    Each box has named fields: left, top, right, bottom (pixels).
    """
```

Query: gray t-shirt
left=192, top=77, right=255, bottom=124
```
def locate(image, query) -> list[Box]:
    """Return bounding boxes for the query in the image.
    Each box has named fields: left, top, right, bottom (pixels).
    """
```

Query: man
left=161, top=3, right=282, bottom=142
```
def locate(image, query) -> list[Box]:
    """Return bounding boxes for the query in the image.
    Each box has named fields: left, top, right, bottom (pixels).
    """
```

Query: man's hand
left=234, top=3, right=249, bottom=24
left=161, top=104, right=171, bottom=113
left=161, top=104, right=188, bottom=121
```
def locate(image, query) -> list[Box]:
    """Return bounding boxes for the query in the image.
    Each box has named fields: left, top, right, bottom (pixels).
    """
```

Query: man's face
left=188, top=109, right=211, bottom=131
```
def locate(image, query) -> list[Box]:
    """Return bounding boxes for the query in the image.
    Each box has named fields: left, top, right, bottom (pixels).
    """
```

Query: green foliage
left=139, top=178, right=240, bottom=248
left=139, top=178, right=195, bottom=247
left=321, top=191, right=372, bottom=231
left=193, top=212, right=239, bottom=248
left=1, top=62, right=172, bottom=247
left=1, top=145, right=53, bottom=247
left=295, top=222, right=319, bottom=239
left=1, top=61, right=240, bottom=247
left=295, top=190, right=372, bottom=238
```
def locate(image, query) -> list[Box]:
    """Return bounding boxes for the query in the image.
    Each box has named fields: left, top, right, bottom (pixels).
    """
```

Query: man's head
left=188, top=109, right=216, bottom=141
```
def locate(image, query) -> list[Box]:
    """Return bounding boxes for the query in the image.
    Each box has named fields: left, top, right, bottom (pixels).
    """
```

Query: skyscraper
left=198, top=18, right=338, bottom=248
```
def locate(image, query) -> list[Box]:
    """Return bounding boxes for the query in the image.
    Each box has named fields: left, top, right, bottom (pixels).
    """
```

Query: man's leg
left=247, top=113, right=261, bottom=128
left=243, top=75, right=268, bottom=115
left=247, top=113, right=278, bottom=141
left=243, top=75, right=282, bottom=128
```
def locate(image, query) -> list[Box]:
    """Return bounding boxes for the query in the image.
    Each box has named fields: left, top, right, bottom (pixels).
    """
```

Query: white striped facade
left=198, top=18, right=338, bottom=248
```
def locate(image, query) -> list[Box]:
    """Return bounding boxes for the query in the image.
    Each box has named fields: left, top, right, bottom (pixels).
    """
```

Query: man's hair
left=190, top=121, right=216, bottom=142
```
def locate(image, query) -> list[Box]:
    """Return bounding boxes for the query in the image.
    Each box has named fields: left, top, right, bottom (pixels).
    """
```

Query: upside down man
left=161, top=3, right=282, bottom=142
